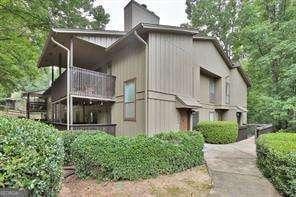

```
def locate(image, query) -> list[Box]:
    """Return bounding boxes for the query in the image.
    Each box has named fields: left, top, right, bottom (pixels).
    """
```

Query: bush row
left=59, top=131, right=97, bottom=166
left=256, top=132, right=296, bottom=196
left=0, top=116, right=64, bottom=196
left=195, top=121, right=238, bottom=144
left=71, top=131, right=204, bottom=180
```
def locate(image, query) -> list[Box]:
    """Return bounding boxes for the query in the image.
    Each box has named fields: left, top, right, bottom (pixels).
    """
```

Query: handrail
left=50, top=67, right=116, bottom=101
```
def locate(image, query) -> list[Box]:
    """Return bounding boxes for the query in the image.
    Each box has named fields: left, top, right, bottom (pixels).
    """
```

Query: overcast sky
left=95, top=0, right=189, bottom=31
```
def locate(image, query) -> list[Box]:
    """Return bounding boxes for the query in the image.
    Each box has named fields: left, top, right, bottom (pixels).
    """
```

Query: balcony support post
left=51, top=65, right=54, bottom=86
left=50, top=37, right=71, bottom=130
left=26, top=93, right=30, bottom=119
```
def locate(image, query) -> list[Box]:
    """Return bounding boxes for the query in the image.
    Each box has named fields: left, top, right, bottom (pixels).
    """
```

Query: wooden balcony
left=50, top=67, right=116, bottom=101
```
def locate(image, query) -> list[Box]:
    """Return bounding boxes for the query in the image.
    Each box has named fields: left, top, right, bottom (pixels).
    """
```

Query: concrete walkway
left=204, top=137, right=281, bottom=197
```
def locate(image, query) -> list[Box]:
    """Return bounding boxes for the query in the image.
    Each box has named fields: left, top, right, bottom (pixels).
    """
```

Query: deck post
left=70, top=96, right=73, bottom=125
left=51, top=66, right=54, bottom=85
left=26, top=93, right=30, bottom=119
left=58, top=53, right=62, bottom=75
left=68, top=38, right=74, bottom=130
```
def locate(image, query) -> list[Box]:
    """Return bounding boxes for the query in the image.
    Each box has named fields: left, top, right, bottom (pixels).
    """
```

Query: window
left=192, top=111, right=199, bottom=128
left=226, top=82, right=230, bottom=104
left=209, top=79, right=216, bottom=102
left=209, top=111, right=215, bottom=121
left=124, top=79, right=136, bottom=121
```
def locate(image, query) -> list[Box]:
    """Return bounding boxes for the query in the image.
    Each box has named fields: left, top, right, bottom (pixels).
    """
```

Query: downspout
left=51, top=37, right=71, bottom=130
left=134, top=31, right=149, bottom=135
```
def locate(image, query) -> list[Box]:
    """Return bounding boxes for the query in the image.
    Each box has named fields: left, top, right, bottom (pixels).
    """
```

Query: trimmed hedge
left=0, top=116, right=64, bottom=196
left=59, top=131, right=100, bottom=166
left=71, top=131, right=204, bottom=180
left=195, top=121, right=238, bottom=144
left=256, top=133, right=296, bottom=196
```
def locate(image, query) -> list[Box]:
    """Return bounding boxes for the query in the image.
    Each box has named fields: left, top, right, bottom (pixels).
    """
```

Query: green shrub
left=256, top=133, right=296, bottom=196
left=71, top=131, right=204, bottom=181
left=195, top=121, right=238, bottom=144
left=0, top=116, right=64, bottom=196
left=60, top=130, right=108, bottom=166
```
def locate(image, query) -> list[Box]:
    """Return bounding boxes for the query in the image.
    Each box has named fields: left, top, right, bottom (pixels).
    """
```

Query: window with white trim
left=124, top=79, right=136, bottom=121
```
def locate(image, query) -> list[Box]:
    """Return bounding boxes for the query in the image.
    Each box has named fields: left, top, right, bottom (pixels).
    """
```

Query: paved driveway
left=204, top=137, right=281, bottom=197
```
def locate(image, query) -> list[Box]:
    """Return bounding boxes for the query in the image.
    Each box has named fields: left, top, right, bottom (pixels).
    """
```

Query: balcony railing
left=49, top=122, right=116, bottom=136
left=50, top=67, right=116, bottom=101
left=70, top=67, right=115, bottom=100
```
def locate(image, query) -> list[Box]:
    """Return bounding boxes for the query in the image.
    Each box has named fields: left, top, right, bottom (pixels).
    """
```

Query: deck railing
left=70, top=67, right=115, bottom=100
left=50, top=67, right=115, bottom=101
left=49, top=122, right=116, bottom=136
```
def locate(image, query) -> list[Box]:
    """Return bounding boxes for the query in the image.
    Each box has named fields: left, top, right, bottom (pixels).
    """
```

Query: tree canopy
left=186, top=0, right=296, bottom=128
left=0, top=0, right=109, bottom=97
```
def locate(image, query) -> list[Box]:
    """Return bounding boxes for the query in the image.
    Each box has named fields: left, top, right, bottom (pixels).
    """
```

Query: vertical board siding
left=147, top=32, right=197, bottom=133
left=77, top=35, right=121, bottom=48
left=148, top=32, right=196, bottom=97
left=193, top=40, right=230, bottom=76
left=230, top=69, right=248, bottom=108
left=148, top=99, right=179, bottom=135
left=111, top=43, right=146, bottom=136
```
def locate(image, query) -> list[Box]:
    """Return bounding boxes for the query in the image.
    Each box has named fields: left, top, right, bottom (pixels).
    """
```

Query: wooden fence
left=255, top=124, right=274, bottom=138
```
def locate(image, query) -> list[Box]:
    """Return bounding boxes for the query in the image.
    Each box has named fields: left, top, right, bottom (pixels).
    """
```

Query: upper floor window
left=226, top=82, right=230, bottom=104
left=209, top=79, right=216, bottom=103
left=124, top=78, right=136, bottom=121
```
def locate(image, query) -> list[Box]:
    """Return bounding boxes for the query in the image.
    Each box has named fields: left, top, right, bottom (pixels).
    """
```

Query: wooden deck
left=50, top=67, right=116, bottom=101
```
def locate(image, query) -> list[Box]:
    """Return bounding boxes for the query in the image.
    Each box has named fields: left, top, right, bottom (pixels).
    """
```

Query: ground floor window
left=192, top=111, right=199, bottom=128
left=209, top=111, right=215, bottom=121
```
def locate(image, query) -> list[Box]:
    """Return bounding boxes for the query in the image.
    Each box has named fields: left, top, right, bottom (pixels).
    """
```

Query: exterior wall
left=193, top=40, right=248, bottom=125
left=147, top=32, right=198, bottom=134
left=230, top=68, right=248, bottom=124
left=230, top=69, right=248, bottom=109
left=111, top=41, right=146, bottom=136
left=77, top=35, right=121, bottom=48
left=193, top=40, right=230, bottom=106
left=124, top=2, right=159, bottom=31
left=199, top=74, right=210, bottom=104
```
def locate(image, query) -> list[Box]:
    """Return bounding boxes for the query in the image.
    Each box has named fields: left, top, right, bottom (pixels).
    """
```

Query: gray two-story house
left=35, top=0, right=251, bottom=136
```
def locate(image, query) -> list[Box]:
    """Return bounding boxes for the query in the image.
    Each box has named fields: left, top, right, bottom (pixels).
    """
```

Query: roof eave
left=51, top=28, right=126, bottom=36
left=37, top=31, right=53, bottom=68
left=142, top=23, right=199, bottom=35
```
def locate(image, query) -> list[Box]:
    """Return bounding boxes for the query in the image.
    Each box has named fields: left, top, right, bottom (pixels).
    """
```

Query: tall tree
left=186, top=0, right=243, bottom=58
left=0, top=0, right=110, bottom=97
left=237, top=0, right=296, bottom=127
